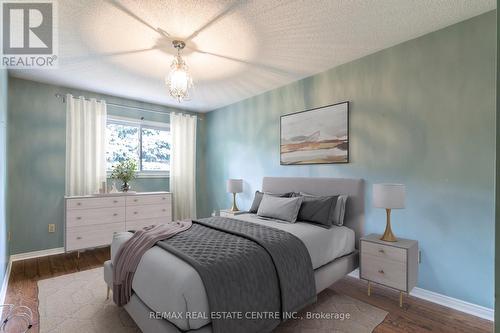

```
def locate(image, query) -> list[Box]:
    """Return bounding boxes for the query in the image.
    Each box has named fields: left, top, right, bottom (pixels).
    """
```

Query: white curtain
left=65, top=94, right=107, bottom=196
left=170, top=113, right=197, bottom=220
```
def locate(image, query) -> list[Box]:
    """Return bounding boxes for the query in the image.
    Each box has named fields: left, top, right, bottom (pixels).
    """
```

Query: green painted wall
left=6, top=77, right=199, bottom=254
left=0, top=69, right=8, bottom=286
left=495, top=1, right=499, bottom=330
left=201, top=12, right=496, bottom=308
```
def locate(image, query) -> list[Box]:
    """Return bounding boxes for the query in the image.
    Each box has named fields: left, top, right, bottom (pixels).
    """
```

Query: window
left=106, top=117, right=171, bottom=176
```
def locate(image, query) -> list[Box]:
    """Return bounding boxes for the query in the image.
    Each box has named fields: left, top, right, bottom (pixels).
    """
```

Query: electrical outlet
left=48, top=224, right=55, bottom=233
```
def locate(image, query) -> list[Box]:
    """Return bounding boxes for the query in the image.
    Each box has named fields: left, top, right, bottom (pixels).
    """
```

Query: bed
left=103, top=176, right=365, bottom=333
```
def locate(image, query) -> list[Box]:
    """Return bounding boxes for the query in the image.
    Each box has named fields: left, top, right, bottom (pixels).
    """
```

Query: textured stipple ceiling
left=9, top=0, right=495, bottom=112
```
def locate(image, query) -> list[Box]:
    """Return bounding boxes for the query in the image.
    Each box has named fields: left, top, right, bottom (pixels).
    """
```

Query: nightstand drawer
left=361, top=241, right=406, bottom=263
left=361, top=255, right=407, bottom=291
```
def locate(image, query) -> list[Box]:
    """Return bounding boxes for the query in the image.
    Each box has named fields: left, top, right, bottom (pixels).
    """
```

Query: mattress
left=110, top=215, right=355, bottom=331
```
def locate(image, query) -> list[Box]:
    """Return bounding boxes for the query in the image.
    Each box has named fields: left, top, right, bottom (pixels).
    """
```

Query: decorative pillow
left=249, top=191, right=294, bottom=213
left=295, top=193, right=339, bottom=228
left=257, top=194, right=303, bottom=223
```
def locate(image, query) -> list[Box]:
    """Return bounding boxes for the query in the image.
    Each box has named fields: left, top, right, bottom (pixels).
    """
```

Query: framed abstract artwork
left=280, top=101, right=349, bottom=165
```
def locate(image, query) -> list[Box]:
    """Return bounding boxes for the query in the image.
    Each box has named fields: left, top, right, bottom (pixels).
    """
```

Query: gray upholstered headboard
left=262, top=177, right=365, bottom=248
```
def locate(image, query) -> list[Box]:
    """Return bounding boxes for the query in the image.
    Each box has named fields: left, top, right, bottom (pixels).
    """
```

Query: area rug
left=38, top=267, right=387, bottom=333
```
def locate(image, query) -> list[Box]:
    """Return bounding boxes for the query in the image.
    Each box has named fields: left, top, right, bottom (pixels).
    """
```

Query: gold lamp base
left=381, top=208, right=397, bottom=242
left=230, top=192, right=239, bottom=212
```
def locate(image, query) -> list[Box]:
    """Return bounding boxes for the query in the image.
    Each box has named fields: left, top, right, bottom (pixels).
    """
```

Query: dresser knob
left=162, top=209, right=166, bottom=212
left=162, top=197, right=166, bottom=200
left=113, top=200, right=118, bottom=203
left=76, top=217, right=82, bottom=220
left=113, top=213, right=118, bottom=216
left=378, top=269, right=384, bottom=274
left=134, top=199, right=138, bottom=202
left=378, top=249, right=385, bottom=253
left=134, top=212, right=138, bottom=215
left=76, top=236, right=82, bottom=240
left=77, top=202, right=82, bottom=206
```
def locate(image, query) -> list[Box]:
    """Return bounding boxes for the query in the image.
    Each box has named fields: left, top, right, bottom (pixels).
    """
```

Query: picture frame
left=280, top=101, right=349, bottom=165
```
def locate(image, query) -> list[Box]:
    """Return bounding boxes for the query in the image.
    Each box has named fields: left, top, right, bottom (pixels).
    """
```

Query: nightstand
left=360, top=234, right=418, bottom=307
left=219, top=209, right=247, bottom=217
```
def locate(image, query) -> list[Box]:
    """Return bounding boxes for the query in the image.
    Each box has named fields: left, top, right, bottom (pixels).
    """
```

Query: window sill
left=136, top=173, right=169, bottom=179
left=107, top=173, right=169, bottom=179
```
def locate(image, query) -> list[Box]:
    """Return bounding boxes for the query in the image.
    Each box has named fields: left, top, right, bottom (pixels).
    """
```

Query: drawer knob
left=134, top=212, right=138, bottom=215
left=113, top=200, right=118, bottom=203
left=76, top=217, right=82, bottom=220
left=134, top=199, right=138, bottom=202
left=162, top=197, right=166, bottom=200
left=378, top=249, right=385, bottom=253
left=162, top=209, right=166, bottom=212
left=378, top=269, right=385, bottom=274
left=113, top=213, right=118, bottom=216
left=77, top=202, right=82, bottom=206
left=76, top=236, right=82, bottom=240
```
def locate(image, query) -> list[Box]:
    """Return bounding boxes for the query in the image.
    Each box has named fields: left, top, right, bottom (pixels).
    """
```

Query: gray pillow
left=299, top=192, right=348, bottom=226
left=295, top=193, right=339, bottom=228
left=249, top=191, right=294, bottom=213
left=332, top=194, right=348, bottom=226
left=257, top=194, right=303, bottom=223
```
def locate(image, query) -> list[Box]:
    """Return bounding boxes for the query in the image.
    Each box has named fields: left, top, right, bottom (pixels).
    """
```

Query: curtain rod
left=54, top=93, right=200, bottom=119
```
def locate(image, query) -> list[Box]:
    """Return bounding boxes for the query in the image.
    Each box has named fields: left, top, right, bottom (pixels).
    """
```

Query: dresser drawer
left=67, top=196, right=125, bottom=210
left=125, top=217, right=172, bottom=232
left=126, top=194, right=171, bottom=206
left=361, top=241, right=406, bottom=263
left=126, top=204, right=171, bottom=221
left=66, top=222, right=124, bottom=251
left=66, top=207, right=125, bottom=227
left=361, top=255, right=407, bottom=291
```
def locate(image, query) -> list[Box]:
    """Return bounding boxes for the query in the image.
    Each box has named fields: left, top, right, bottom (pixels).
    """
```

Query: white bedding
left=110, top=215, right=355, bottom=331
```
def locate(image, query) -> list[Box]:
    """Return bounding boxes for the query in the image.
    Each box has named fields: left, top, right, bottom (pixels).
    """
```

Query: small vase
left=121, top=182, right=130, bottom=192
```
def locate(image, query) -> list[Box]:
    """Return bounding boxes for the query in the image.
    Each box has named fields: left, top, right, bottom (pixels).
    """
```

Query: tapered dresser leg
left=399, top=291, right=403, bottom=307
left=367, top=281, right=371, bottom=296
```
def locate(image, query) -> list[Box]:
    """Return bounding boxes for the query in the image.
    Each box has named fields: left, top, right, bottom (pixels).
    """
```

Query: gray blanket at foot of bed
left=156, top=216, right=316, bottom=333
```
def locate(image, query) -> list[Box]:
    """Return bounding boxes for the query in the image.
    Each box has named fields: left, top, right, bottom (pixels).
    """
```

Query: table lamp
left=373, top=184, right=406, bottom=242
left=227, top=179, right=243, bottom=212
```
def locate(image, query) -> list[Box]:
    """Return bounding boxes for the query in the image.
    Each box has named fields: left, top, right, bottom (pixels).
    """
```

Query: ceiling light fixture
left=166, top=40, right=193, bottom=103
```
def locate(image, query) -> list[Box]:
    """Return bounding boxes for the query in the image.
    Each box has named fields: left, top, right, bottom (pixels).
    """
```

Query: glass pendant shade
left=166, top=54, right=193, bottom=102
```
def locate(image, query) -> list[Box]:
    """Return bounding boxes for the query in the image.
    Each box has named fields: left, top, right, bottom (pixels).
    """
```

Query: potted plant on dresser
left=111, top=158, right=137, bottom=192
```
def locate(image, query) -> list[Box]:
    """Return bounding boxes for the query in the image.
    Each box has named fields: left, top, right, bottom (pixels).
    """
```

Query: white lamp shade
left=226, top=179, right=243, bottom=193
left=373, top=184, right=406, bottom=209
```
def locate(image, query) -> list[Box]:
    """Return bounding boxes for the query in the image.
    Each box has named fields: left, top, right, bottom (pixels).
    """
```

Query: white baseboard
left=0, top=258, right=12, bottom=306
left=348, top=269, right=493, bottom=321
left=0, top=247, right=65, bottom=306
left=10, top=247, right=65, bottom=262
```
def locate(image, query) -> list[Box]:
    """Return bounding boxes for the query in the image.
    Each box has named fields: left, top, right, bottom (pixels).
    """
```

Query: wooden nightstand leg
left=399, top=291, right=403, bottom=307
left=367, top=281, right=371, bottom=296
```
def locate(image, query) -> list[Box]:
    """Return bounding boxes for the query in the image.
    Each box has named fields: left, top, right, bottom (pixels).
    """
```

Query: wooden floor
left=4, top=247, right=493, bottom=333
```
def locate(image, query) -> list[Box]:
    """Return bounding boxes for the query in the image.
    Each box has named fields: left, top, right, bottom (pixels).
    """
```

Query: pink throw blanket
left=112, top=221, right=192, bottom=306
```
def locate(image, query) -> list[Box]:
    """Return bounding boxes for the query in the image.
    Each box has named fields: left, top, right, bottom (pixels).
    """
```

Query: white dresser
left=65, top=192, right=172, bottom=252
